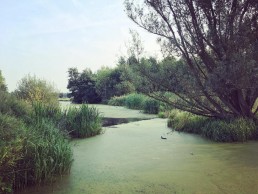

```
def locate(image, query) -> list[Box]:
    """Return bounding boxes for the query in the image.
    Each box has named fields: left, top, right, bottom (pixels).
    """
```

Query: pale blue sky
left=0, top=0, right=160, bottom=92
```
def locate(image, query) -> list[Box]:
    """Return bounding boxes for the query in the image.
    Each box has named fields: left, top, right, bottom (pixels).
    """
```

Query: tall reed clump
left=0, top=100, right=73, bottom=193
left=168, top=109, right=258, bottom=142
left=64, top=104, right=102, bottom=138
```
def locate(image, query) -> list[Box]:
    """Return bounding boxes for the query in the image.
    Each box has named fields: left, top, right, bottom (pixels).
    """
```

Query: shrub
left=63, top=104, right=102, bottom=138
left=167, top=109, right=258, bottom=142
left=167, top=110, right=207, bottom=134
left=0, top=91, right=31, bottom=119
left=201, top=118, right=257, bottom=142
left=108, top=95, right=127, bottom=106
left=124, top=93, right=145, bottom=110
left=0, top=114, right=25, bottom=193
left=14, top=75, right=59, bottom=107
left=143, top=98, right=160, bottom=114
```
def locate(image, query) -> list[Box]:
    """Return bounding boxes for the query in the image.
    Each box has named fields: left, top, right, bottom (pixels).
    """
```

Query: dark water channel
left=16, top=103, right=258, bottom=194
left=102, top=117, right=151, bottom=127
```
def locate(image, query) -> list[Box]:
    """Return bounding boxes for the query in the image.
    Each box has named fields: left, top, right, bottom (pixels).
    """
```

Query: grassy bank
left=168, top=110, right=258, bottom=142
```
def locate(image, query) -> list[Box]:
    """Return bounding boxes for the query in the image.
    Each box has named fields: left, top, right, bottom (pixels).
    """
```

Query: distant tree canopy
left=67, top=65, right=135, bottom=104
left=0, top=70, right=7, bottom=91
left=96, top=66, right=135, bottom=102
left=125, top=0, right=258, bottom=119
left=15, top=75, right=59, bottom=106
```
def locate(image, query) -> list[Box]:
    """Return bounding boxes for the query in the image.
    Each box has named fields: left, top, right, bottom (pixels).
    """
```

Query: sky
left=0, top=0, right=160, bottom=92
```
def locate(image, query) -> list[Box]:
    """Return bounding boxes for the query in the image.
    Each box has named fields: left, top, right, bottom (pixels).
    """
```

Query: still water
left=17, top=104, right=258, bottom=194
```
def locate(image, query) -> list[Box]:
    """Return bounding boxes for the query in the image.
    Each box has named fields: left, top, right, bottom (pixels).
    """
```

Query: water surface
left=17, top=118, right=258, bottom=194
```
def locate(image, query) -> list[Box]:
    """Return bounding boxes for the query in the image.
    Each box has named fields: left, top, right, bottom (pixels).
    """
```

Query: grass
left=168, top=109, right=258, bottom=142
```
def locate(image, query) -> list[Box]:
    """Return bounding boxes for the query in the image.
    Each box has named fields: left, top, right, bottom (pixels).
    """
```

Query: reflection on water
left=16, top=118, right=258, bottom=194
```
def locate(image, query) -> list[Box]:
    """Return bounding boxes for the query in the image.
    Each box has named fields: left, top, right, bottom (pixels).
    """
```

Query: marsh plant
left=63, top=104, right=102, bottom=138
left=0, top=103, right=73, bottom=193
left=168, top=110, right=258, bottom=142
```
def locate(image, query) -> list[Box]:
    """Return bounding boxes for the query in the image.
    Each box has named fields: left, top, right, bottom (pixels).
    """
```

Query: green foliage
left=0, top=70, right=7, bottom=91
left=168, top=110, right=258, bottom=142
left=108, top=93, right=161, bottom=114
left=125, top=1, right=258, bottom=119
left=30, top=102, right=63, bottom=125
left=108, top=95, right=127, bottom=106
left=167, top=110, right=207, bottom=134
left=0, top=85, right=73, bottom=193
left=0, top=91, right=31, bottom=120
left=67, top=68, right=101, bottom=104
left=201, top=118, right=257, bottom=142
left=14, top=75, right=59, bottom=106
left=63, top=104, right=102, bottom=138
left=143, top=98, right=160, bottom=114
left=124, top=93, right=145, bottom=110
left=0, top=114, right=25, bottom=193
left=0, top=108, right=73, bottom=194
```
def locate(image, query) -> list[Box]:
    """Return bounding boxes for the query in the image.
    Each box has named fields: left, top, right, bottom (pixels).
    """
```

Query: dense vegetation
left=168, top=110, right=258, bottom=142
left=67, top=59, right=135, bottom=104
left=0, top=74, right=102, bottom=193
left=108, top=93, right=161, bottom=114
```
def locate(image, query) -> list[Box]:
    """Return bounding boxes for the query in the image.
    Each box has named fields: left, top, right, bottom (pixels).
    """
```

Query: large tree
left=67, top=68, right=101, bottom=103
left=125, top=0, right=258, bottom=119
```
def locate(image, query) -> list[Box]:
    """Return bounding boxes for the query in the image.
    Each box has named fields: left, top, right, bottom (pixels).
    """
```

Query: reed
left=63, top=104, right=102, bottom=138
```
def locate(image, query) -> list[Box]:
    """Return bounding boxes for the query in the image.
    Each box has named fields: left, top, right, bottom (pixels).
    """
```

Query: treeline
left=67, top=58, right=135, bottom=104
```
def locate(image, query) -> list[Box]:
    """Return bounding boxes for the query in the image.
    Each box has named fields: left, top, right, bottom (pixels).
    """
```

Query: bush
left=0, top=114, right=25, bottom=193
left=108, top=93, right=165, bottom=114
left=108, top=95, right=127, bottom=106
left=167, top=110, right=207, bottom=134
left=14, top=75, right=59, bottom=107
left=167, top=110, right=258, bottom=142
left=124, top=93, right=145, bottom=110
left=202, top=118, right=257, bottom=142
left=143, top=98, right=160, bottom=114
left=0, top=91, right=31, bottom=119
left=63, top=104, right=102, bottom=138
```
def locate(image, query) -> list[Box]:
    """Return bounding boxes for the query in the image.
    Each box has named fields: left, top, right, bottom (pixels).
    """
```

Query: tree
left=96, top=66, right=135, bottom=102
left=15, top=75, right=59, bottom=106
left=67, top=68, right=101, bottom=103
left=0, top=70, right=7, bottom=91
left=125, top=0, right=258, bottom=119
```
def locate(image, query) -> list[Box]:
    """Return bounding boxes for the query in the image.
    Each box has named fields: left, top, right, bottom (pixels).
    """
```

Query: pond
left=16, top=103, right=258, bottom=194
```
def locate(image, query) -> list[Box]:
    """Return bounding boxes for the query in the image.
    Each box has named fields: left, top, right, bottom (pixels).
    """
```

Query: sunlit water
left=16, top=103, right=258, bottom=194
